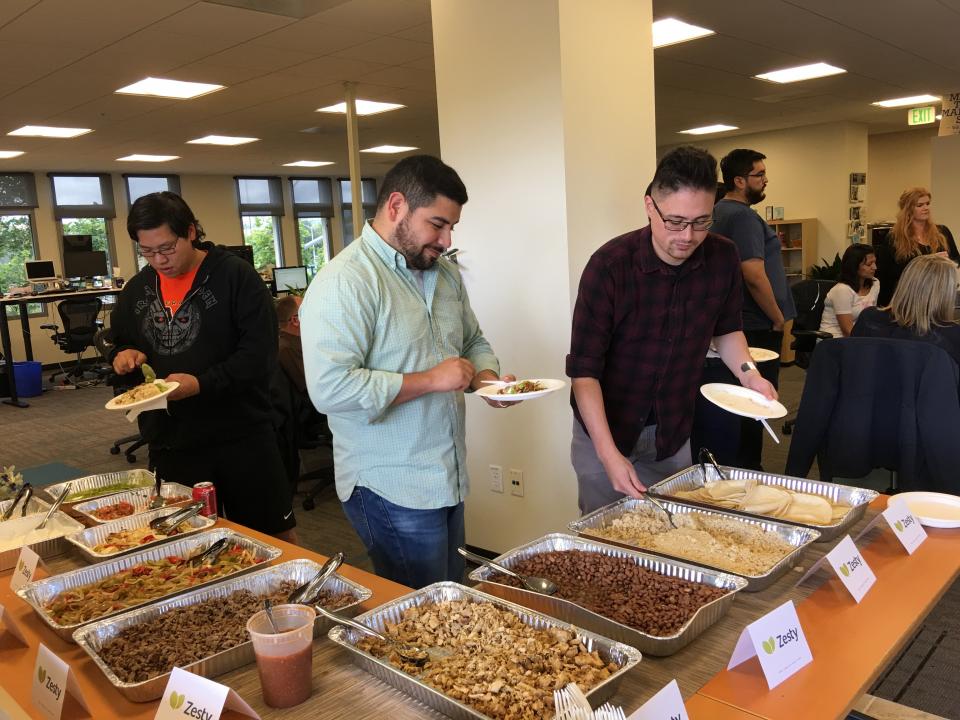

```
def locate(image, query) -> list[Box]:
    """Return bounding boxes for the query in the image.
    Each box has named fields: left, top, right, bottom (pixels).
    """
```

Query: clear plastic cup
left=246, top=604, right=316, bottom=708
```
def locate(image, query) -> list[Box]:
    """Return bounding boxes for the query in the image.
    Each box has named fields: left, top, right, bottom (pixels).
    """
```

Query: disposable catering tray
left=468, top=533, right=747, bottom=655
left=568, top=498, right=820, bottom=592
left=648, top=464, right=878, bottom=543
left=0, top=508, right=85, bottom=572
left=0, top=495, right=52, bottom=520
left=41, top=469, right=156, bottom=508
left=64, top=506, right=216, bottom=562
left=70, top=483, right=194, bottom=525
left=16, top=528, right=280, bottom=642
left=328, top=581, right=642, bottom=720
left=73, top=558, right=372, bottom=702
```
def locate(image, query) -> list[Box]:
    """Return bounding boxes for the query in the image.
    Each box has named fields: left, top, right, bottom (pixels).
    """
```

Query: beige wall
left=930, top=133, right=960, bottom=240
left=865, top=127, right=937, bottom=224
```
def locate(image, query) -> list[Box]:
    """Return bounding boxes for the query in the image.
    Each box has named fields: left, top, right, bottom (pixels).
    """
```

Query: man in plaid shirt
left=566, top=146, right=777, bottom=514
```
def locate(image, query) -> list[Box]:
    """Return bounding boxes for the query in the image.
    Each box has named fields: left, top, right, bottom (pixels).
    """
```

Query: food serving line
left=0, top=465, right=957, bottom=720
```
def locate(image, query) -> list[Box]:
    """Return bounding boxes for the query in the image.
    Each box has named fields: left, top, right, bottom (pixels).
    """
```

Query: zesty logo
left=169, top=691, right=215, bottom=720
left=894, top=515, right=914, bottom=533
left=764, top=627, right=800, bottom=654
left=840, top=555, right=862, bottom=577
left=169, top=691, right=185, bottom=709
left=17, top=559, right=25, bottom=574
left=762, top=637, right=776, bottom=655
left=839, top=563, right=850, bottom=577
left=37, top=665, right=62, bottom=701
left=38, top=666, right=46, bottom=683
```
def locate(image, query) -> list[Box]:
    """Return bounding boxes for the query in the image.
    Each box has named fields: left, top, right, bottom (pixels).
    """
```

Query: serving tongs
left=698, top=447, right=728, bottom=485
left=35, top=484, right=71, bottom=531
left=1, top=482, right=32, bottom=521
left=186, top=537, right=229, bottom=567
left=149, top=501, right=203, bottom=534
left=288, top=552, right=344, bottom=605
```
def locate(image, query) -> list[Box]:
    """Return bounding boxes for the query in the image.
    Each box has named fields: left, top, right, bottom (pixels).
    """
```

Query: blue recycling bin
left=12, top=361, right=43, bottom=397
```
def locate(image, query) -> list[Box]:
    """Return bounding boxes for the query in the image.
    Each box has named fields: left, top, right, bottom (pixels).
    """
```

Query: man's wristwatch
left=741, top=361, right=758, bottom=374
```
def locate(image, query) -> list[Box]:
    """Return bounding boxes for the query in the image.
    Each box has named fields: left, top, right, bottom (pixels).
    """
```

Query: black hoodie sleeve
left=196, top=261, right=278, bottom=396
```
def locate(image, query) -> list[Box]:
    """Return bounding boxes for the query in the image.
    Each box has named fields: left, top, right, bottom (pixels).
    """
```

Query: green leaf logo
left=762, top=637, right=776, bottom=655
left=895, top=521, right=904, bottom=532
left=169, top=691, right=185, bottom=710
left=839, top=564, right=850, bottom=577
left=38, top=666, right=46, bottom=683
left=17, top=559, right=25, bottom=573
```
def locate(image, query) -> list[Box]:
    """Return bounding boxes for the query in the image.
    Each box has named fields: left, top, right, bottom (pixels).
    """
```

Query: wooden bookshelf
left=769, top=218, right=817, bottom=363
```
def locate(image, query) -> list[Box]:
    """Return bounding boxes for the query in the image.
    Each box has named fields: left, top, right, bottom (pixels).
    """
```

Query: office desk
left=0, top=288, right=117, bottom=408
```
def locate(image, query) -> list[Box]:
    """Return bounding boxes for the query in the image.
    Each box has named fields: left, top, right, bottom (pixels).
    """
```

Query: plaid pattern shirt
left=566, top=226, right=743, bottom=459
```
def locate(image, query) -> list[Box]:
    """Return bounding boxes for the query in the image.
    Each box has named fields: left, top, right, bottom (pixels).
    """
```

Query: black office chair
left=94, top=328, right=148, bottom=463
left=40, top=297, right=105, bottom=385
left=782, top=279, right=835, bottom=434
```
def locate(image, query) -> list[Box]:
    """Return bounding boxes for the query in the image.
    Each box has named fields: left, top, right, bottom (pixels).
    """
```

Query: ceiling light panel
left=186, top=135, right=259, bottom=146
left=652, top=18, right=715, bottom=48
left=872, top=94, right=941, bottom=108
left=678, top=124, right=738, bottom=135
left=755, top=63, right=846, bottom=83
left=117, top=154, right=180, bottom=162
left=0, top=150, right=25, bottom=159
left=283, top=160, right=334, bottom=167
left=8, top=125, right=92, bottom=138
left=316, top=100, right=405, bottom=115
left=361, top=145, right=418, bottom=153
left=115, top=77, right=225, bottom=99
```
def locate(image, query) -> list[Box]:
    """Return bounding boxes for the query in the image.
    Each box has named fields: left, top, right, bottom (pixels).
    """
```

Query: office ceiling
left=0, top=0, right=955, bottom=176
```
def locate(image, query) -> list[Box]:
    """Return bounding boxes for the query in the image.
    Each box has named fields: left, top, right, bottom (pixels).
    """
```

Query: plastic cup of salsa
left=246, top=604, right=316, bottom=708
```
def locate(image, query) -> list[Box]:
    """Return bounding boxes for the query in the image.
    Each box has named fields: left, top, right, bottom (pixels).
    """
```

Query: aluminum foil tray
left=64, top=506, right=216, bottom=562
left=328, top=581, right=642, bottom=719
left=0, top=511, right=85, bottom=571
left=648, top=464, right=878, bottom=542
left=73, top=558, right=371, bottom=702
left=568, top=498, right=820, bottom=592
left=468, top=533, right=746, bottom=655
left=15, top=528, right=280, bottom=641
left=42, top=469, right=156, bottom=508
left=70, top=483, right=194, bottom=525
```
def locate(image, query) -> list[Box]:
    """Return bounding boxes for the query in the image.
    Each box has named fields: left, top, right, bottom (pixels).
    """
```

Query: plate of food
left=474, top=378, right=566, bottom=402
left=748, top=347, right=780, bottom=363
left=891, top=492, right=960, bottom=529
left=105, top=379, right=178, bottom=411
left=700, top=383, right=787, bottom=420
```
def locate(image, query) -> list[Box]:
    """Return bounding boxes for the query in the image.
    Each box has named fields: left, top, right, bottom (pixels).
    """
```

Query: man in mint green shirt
left=300, top=155, right=513, bottom=588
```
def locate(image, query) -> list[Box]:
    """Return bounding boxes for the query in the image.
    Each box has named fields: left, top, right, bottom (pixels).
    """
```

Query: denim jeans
left=342, top=486, right=465, bottom=589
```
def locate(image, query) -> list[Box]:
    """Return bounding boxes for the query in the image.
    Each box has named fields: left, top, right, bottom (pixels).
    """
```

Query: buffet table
left=0, top=500, right=958, bottom=720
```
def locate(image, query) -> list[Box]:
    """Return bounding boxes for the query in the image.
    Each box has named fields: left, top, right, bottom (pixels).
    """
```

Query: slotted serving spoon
left=314, top=605, right=450, bottom=665
left=458, top=547, right=558, bottom=595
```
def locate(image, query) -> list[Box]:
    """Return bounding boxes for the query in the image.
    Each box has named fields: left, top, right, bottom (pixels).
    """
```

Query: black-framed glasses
left=649, top=195, right=713, bottom=232
left=743, top=171, right=767, bottom=179
left=138, top=239, right=182, bottom=258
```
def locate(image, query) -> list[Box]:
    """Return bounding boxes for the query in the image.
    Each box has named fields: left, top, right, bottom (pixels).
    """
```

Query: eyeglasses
left=649, top=195, right=713, bottom=232
left=743, top=171, right=767, bottom=179
left=138, top=239, right=181, bottom=258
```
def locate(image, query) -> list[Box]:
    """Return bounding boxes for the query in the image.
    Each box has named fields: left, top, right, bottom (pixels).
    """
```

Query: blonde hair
left=886, top=254, right=958, bottom=335
left=890, top=187, right=947, bottom=262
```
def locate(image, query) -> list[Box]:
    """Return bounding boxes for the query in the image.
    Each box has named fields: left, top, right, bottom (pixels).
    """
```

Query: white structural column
left=431, top=0, right=657, bottom=552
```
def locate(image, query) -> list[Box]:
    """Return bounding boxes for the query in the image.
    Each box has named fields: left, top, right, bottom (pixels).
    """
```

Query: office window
left=124, top=174, right=181, bottom=206
left=236, top=177, right=284, bottom=271
left=0, top=174, right=42, bottom=317
left=338, top=178, right=377, bottom=246
left=290, top=177, right=333, bottom=278
left=49, top=174, right=117, bottom=274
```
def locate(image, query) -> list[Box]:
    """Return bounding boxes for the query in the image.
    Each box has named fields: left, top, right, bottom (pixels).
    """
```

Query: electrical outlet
left=489, top=464, right=503, bottom=493
left=509, top=468, right=524, bottom=497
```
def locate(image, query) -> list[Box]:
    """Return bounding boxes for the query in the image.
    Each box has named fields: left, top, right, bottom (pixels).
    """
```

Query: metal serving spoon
left=288, top=552, right=344, bottom=605
left=35, top=484, right=71, bottom=530
left=263, top=598, right=281, bottom=633
left=149, top=501, right=203, bottom=534
left=645, top=494, right=678, bottom=529
left=457, top=547, right=558, bottom=596
left=314, top=605, right=448, bottom=665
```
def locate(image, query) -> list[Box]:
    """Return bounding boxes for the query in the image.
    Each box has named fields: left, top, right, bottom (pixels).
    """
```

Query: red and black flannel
left=566, top=225, right=743, bottom=460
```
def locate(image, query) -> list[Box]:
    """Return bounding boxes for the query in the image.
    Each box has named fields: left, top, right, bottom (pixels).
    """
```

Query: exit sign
left=908, top=106, right=936, bottom=125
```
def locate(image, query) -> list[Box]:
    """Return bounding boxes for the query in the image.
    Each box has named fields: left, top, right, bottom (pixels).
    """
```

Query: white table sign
left=31, top=644, right=89, bottom=720
left=154, top=667, right=259, bottom=720
left=882, top=502, right=928, bottom=555
left=9, top=545, right=40, bottom=593
left=626, top=679, right=688, bottom=720
left=0, top=602, right=28, bottom=644
left=825, top=535, right=876, bottom=603
left=728, top=600, right=813, bottom=690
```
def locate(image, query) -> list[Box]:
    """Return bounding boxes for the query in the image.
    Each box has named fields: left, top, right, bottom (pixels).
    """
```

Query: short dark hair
left=649, top=146, right=718, bottom=198
left=275, top=294, right=300, bottom=325
left=375, top=155, right=468, bottom=212
left=127, top=191, right=205, bottom=244
left=839, top=243, right=876, bottom=291
left=720, top=149, right=766, bottom=192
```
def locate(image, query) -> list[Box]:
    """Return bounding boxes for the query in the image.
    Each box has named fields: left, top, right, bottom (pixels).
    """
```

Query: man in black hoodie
left=110, top=191, right=298, bottom=543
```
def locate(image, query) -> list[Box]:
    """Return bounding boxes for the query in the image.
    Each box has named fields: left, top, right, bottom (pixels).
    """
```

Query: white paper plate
left=474, top=378, right=566, bottom=402
left=892, top=492, right=960, bottom=529
left=105, top=381, right=179, bottom=411
left=700, top=383, right=787, bottom=419
left=749, top=347, right=780, bottom=362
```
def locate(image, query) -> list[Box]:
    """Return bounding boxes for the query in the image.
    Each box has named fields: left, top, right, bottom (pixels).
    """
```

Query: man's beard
left=746, top=186, right=766, bottom=205
left=393, top=215, right=441, bottom=270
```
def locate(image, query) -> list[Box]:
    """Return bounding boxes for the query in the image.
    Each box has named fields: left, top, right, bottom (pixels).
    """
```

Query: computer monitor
left=62, top=234, right=94, bottom=253
left=63, top=250, right=108, bottom=279
left=273, top=266, right=309, bottom=294
left=24, top=260, right=57, bottom=282
left=223, top=245, right=255, bottom=267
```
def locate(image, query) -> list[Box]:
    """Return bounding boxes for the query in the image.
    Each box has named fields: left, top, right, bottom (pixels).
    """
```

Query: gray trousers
left=571, top=420, right=691, bottom=515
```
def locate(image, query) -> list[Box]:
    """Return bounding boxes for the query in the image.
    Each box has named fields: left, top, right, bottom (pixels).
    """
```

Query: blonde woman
left=875, top=187, right=957, bottom=304
left=853, top=254, right=960, bottom=364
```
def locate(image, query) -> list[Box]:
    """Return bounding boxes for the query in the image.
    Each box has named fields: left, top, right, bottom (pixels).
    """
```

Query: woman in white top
left=819, top=243, right=880, bottom=337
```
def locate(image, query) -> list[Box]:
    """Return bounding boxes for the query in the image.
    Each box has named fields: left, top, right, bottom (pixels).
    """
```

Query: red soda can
left=192, top=481, right=218, bottom=521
